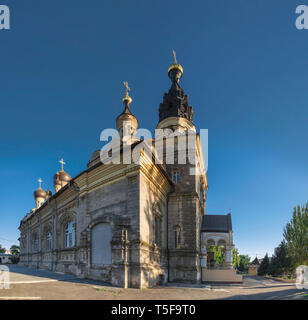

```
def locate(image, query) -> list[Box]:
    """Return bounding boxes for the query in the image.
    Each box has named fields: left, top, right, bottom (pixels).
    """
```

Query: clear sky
left=1, top=0, right=308, bottom=260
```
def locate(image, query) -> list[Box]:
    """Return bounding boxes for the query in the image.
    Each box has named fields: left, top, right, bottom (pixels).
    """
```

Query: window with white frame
left=65, top=221, right=75, bottom=248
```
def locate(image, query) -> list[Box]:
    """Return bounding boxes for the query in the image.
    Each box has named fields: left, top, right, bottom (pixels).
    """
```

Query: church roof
left=201, top=213, right=232, bottom=233
left=20, top=140, right=174, bottom=227
left=250, top=257, right=260, bottom=265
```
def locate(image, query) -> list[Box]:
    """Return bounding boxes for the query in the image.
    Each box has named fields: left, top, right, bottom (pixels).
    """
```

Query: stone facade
left=19, top=56, right=211, bottom=288
left=19, top=159, right=175, bottom=288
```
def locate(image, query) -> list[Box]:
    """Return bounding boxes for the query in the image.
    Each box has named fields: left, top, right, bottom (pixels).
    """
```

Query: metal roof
left=201, top=213, right=232, bottom=233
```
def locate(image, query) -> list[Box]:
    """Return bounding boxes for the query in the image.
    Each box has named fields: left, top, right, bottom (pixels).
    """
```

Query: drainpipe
left=51, top=197, right=58, bottom=271
left=166, top=196, right=169, bottom=283
left=166, top=189, right=174, bottom=283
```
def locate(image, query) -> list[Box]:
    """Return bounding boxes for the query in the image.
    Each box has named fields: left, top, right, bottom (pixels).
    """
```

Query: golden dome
left=53, top=158, right=71, bottom=192
left=122, top=92, right=132, bottom=104
left=54, top=170, right=71, bottom=183
left=168, top=63, right=183, bottom=75
left=168, top=50, right=183, bottom=75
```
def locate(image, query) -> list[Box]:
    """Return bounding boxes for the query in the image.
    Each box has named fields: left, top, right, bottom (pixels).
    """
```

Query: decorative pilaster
left=225, top=245, right=234, bottom=269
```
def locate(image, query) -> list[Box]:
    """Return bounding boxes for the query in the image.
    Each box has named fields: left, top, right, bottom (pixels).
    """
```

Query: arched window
left=206, top=239, right=216, bottom=269
left=46, top=231, right=52, bottom=251
left=217, top=239, right=226, bottom=248
left=217, top=239, right=226, bottom=252
left=174, top=226, right=181, bottom=249
left=91, top=223, right=111, bottom=265
left=65, top=221, right=75, bottom=248
left=173, top=170, right=180, bottom=184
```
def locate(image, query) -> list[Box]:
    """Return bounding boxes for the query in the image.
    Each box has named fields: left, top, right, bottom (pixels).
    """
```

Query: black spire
left=158, top=54, right=194, bottom=123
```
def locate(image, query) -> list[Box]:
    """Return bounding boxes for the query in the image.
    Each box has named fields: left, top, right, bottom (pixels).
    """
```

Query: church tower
left=157, top=51, right=207, bottom=283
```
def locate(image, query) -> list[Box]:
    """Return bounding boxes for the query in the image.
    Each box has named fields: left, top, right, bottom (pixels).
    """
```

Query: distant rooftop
left=250, top=257, right=260, bottom=265
left=201, top=213, right=232, bottom=233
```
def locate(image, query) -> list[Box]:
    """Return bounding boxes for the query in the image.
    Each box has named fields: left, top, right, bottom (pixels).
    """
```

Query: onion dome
left=54, top=170, right=71, bottom=183
left=54, top=158, right=71, bottom=192
left=116, top=81, right=138, bottom=139
left=34, top=187, right=47, bottom=199
left=168, top=49, right=183, bottom=82
left=34, top=178, right=47, bottom=208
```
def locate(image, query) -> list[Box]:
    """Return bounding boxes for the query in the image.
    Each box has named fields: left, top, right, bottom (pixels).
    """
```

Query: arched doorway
left=206, top=239, right=215, bottom=268
left=91, top=223, right=111, bottom=266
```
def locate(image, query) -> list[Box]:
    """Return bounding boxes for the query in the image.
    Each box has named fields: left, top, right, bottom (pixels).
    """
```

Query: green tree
left=269, top=241, right=291, bottom=277
left=10, top=245, right=20, bottom=255
left=0, top=245, right=6, bottom=254
left=209, top=245, right=226, bottom=267
left=258, top=253, right=270, bottom=276
left=232, top=248, right=240, bottom=269
left=283, top=204, right=308, bottom=267
left=237, top=255, right=250, bottom=273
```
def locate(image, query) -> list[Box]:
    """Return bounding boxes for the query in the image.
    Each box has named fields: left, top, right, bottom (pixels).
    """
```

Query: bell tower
left=157, top=50, right=195, bottom=133
left=157, top=51, right=207, bottom=283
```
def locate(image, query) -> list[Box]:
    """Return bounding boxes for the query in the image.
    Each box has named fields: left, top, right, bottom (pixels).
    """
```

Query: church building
left=19, top=53, right=241, bottom=288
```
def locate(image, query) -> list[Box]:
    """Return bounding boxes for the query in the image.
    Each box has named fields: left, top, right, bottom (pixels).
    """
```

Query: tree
left=9, top=256, right=19, bottom=264
left=0, top=245, right=6, bottom=254
left=232, top=248, right=240, bottom=269
left=10, top=245, right=20, bottom=255
left=209, top=245, right=226, bottom=267
left=258, top=253, right=270, bottom=276
left=269, top=241, right=291, bottom=277
left=283, top=204, right=308, bottom=267
left=237, top=255, right=250, bottom=273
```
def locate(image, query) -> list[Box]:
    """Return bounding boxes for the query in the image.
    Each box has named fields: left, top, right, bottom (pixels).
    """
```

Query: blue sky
left=1, top=0, right=308, bottom=259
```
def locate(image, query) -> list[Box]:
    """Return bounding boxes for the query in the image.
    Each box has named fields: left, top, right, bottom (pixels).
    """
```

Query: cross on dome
left=122, top=81, right=132, bottom=105
left=172, top=49, right=177, bottom=64
left=59, top=158, right=66, bottom=172
left=38, top=178, right=43, bottom=189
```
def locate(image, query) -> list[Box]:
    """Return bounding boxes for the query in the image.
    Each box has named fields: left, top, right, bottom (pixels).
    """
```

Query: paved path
left=0, top=265, right=306, bottom=300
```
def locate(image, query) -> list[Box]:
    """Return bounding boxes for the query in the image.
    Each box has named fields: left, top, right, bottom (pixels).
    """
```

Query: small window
left=46, top=231, right=52, bottom=251
left=154, top=215, right=161, bottom=247
left=199, top=183, right=204, bottom=207
left=65, top=221, right=75, bottom=248
left=174, top=226, right=181, bottom=249
left=33, top=235, right=39, bottom=253
left=173, top=170, right=180, bottom=184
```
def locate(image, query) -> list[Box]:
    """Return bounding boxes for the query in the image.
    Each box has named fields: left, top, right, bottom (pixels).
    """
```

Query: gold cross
left=123, top=81, right=130, bottom=96
left=59, top=158, right=66, bottom=172
left=172, top=49, right=177, bottom=64
left=38, top=178, right=43, bottom=189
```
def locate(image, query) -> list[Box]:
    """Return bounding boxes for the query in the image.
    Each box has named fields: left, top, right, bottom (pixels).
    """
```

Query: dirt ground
left=0, top=265, right=306, bottom=300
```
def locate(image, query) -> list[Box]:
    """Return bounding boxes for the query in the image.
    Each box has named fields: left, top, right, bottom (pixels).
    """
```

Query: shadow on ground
left=6, top=264, right=114, bottom=287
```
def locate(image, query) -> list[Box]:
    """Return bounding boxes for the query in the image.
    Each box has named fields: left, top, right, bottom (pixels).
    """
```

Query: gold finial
left=172, top=49, right=177, bottom=64
left=59, top=158, right=66, bottom=172
left=124, top=81, right=130, bottom=95
left=168, top=49, right=183, bottom=75
left=38, top=178, right=43, bottom=189
left=123, top=81, right=132, bottom=104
